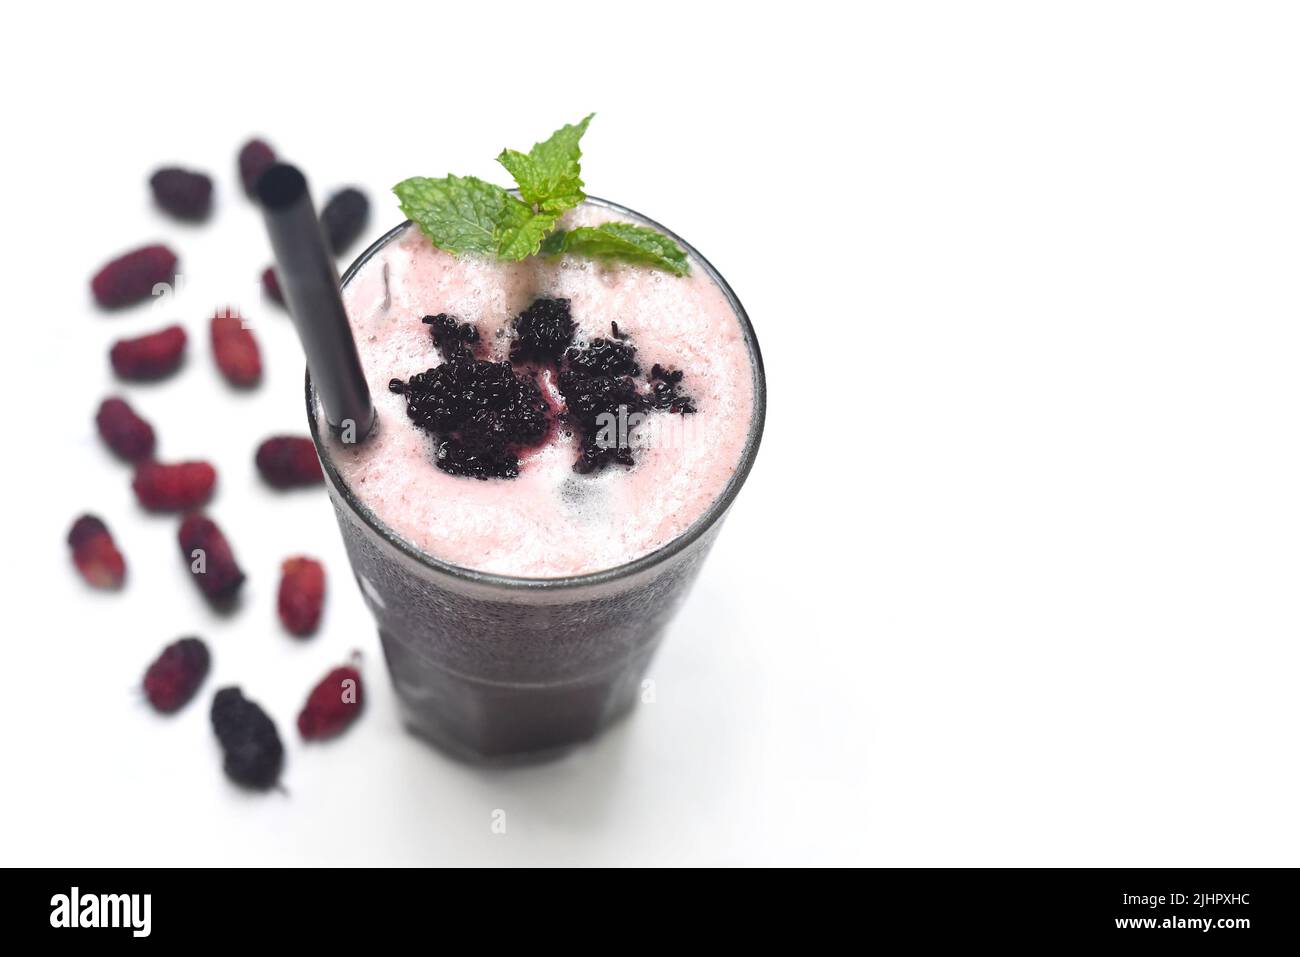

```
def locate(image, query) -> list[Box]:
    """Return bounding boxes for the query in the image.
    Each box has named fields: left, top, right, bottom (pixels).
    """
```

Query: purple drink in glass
left=309, top=198, right=765, bottom=763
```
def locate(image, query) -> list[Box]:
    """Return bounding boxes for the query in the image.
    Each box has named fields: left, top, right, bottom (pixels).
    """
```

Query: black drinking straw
left=257, top=163, right=374, bottom=440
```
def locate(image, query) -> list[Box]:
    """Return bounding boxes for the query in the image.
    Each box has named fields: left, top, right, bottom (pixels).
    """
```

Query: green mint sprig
left=496, top=114, right=592, bottom=215
left=541, top=223, right=690, bottom=277
left=393, top=116, right=689, bottom=275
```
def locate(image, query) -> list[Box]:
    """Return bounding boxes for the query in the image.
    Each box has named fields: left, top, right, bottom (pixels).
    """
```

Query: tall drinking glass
left=308, top=198, right=766, bottom=763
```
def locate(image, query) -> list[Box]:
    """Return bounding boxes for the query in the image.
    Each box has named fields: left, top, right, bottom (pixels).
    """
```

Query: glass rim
left=306, top=194, right=767, bottom=591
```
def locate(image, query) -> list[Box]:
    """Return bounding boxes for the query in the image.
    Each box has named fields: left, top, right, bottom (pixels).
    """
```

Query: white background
left=2, top=1, right=1297, bottom=866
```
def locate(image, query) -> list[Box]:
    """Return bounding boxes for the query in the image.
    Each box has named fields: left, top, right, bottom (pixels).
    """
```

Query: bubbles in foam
left=558, top=475, right=609, bottom=523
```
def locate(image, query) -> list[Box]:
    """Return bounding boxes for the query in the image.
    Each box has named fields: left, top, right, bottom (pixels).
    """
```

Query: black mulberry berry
left=510, top=298, right=575, bottom=363
left=395, top=299, right=702, bottom=478
left=558, top=370, right=648, bottom=474
left=558, top=371, right=647, bottom=424
left=238, top=138, right=276, bottom=197
left=422, top=313, right=480, bottom=361
left=396, top=353, right=549, bottom=480
left=650, top=364, right=697, bottom=414
left=321, top=187, right=369, bottom=254
left=211, top=687, right=284, bottom=791
left=566, top=337, right=641, bottom=377
left=436, top=436, right=522, bottom=479
left=149, top=167, right=213, bottom=220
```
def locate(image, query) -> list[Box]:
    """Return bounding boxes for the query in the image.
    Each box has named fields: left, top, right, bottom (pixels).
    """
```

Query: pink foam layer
left=318, top=205, right=755, bottom=578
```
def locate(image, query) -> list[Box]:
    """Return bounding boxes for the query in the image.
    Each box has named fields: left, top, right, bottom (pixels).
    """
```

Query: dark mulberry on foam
left=566, top=336, right=641, bottom=377
left=422, top=313, right=480, bottom=360
left=558, top=370, right=649, bottom=474
left=393, top=352, right=550, bottom=480
left=510, top=297, right=575, bottom=363
left=649, top=364, right=697, bottom=414
left=391, top=298, right=701, bottom=477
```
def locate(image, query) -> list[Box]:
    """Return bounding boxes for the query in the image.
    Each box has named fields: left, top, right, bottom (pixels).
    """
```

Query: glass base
left=379, top=628, right=658, bottom=764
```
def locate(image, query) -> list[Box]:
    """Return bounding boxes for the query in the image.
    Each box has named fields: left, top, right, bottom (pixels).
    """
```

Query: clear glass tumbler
left=307, top=198, right=766, bottom=763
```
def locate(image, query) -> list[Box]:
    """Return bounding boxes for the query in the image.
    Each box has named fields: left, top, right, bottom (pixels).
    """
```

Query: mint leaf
left=539, top=229, right=568, bottom=257
left=394, top=175, right=512, bottom=255
left=547, top=223, right=690, bottom=276
left=396, top=117, right=688, bottom=274
left=394, top=175, right=558, bottom=260
left=497, top=114, right=594, bottom=214
left=495, top=197, right=559, bottom=260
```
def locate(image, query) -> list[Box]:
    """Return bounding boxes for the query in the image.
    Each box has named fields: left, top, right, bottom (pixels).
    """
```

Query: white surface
left=3, top=1, right=1299, bottom=866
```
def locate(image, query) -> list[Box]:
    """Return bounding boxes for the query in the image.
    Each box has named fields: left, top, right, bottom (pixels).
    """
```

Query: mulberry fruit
left=132, top=461, right=217, bottom=512
left=238, top=138, right=276, bottom=197
left=321, top=187, right=369, bottom=254
left=110, top=324, right=187, bottom=380
left=95, top=397, right=155, bottom=462
left=149, top=168, right=213, bottom=220
left=91, top=245, right=177, bottom=308
left=211, top=687, right=283, bottom=790
left=255, top=436, right=323, bottom=488
left=278, top=557, right=325, bottom=637
left=510, top=297, right=575, bottom=363
left=297, top=663, right=364, bottom=740
left=422, top=313, right=480, bottom=361
left=649, top=364, right=697, bottom=414
left=566, top=337, right=641, bottom=377
left=211, top=312, right=262, bottom=387
left=178, top=513, right=245, bottom=604
left=558, top=370, right=649, bottom=474
left=143, top=637, right=210, bottom=713
left=67, top=514, right=126, bottom=589
left=395, top=353, right=549, bottom=480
